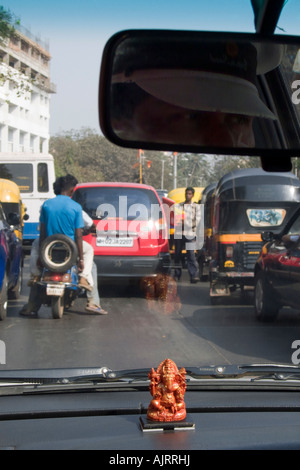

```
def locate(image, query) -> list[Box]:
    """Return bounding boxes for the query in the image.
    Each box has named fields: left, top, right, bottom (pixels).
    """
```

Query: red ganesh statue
left=147, top=358, right=187, bottom=422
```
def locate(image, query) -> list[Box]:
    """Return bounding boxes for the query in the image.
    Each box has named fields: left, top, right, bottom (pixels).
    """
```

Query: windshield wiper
left=1, top=363, right=300, bottom=388
left=185, top=364, right=300, bottom=382
left=0, top=367, right=151, bottom=387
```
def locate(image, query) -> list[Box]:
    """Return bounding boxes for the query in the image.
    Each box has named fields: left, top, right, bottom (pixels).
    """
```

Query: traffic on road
left=3, top=0, right=300, bottom=451
left=0, top=165, right=300, bottom=370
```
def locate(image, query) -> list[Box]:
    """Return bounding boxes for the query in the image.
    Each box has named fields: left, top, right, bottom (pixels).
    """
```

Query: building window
left=8, top=127, right=15, bottom=152
left=19, top=131, right=25, bottom=152
left=21, top=41, right=29, bottom=53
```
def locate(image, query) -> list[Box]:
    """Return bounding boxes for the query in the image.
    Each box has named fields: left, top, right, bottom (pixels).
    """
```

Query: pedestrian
left=174, top=186, right=200, bottom=283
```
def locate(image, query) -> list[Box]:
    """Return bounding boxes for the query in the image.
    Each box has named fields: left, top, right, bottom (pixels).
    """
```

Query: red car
left=254, top=206, right=300, bottom=322
left=72, top=182, right=171, bottom=280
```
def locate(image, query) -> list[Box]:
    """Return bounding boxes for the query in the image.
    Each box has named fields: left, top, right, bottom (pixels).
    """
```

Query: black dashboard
left=1, top=388, right=300, bottom=450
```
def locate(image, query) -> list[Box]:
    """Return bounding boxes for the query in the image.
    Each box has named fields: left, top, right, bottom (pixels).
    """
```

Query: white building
left=0, top=24, right=56, bottom=154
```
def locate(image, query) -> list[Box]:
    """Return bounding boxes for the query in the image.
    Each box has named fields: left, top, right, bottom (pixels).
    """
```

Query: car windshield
left=1, top=0, right=300, bottom=382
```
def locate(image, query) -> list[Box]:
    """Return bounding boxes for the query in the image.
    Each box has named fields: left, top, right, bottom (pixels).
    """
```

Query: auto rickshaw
left=197, top=182, right=217, bottom=281
left=209, top=168, right=300, bottom=302
left=0, top=179, right=27, bottom=242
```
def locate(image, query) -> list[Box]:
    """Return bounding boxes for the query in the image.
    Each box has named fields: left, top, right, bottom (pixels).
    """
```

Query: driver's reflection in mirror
left=129, top=96, right=255, bottom=147
left=111, top=40, right=283, bottom=147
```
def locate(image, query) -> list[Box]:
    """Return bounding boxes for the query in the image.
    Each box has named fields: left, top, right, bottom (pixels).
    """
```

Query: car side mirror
left=7, top=212, right=21, bottom=227
left=261, top=231, right=274, bottom=242
left=282, top=234, right=300, bottom=249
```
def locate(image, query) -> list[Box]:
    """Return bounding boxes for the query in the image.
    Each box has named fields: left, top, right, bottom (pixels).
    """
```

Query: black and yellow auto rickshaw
left=209, top=168, right=300, bottom=302
left=197, top=182, right=217, bottom=281
left=0, top=179, right=27, bottom=241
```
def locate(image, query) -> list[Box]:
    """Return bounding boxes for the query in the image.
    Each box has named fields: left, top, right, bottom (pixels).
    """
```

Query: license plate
left=96, top=236, right=134, bottom=247
left=46, top=284, right=65, bottom=296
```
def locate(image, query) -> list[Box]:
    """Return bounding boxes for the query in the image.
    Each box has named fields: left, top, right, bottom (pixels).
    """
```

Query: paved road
left=1, top=260, right=300, bottom=371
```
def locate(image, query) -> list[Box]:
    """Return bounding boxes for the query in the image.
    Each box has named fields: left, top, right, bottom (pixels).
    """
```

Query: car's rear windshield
left=73, top=186, right=161, bottom=221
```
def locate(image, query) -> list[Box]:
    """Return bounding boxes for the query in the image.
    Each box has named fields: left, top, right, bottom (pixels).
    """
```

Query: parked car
left=0, top=200, right=23, bottom=320
left=72, top=182, right=171, bottom=280
left=254, top=205, right=300, bottom=322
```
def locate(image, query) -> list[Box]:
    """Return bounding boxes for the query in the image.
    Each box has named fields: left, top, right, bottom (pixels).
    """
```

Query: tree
left=49, top=128, right=270, bottom=193
left=50, top=128, right=175, bottom=188
left=50, top=128, right=142, bottom=183
left=211, top=155, right=261, bottom=182
left=0, top=6, right=19, bottom=44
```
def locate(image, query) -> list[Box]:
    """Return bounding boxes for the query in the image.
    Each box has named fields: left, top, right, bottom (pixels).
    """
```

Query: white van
left=0, top=153, right=55, bottom=251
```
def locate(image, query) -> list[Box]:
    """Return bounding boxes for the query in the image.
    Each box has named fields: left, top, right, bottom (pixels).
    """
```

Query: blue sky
left=3, top=0, right=298, bottom=135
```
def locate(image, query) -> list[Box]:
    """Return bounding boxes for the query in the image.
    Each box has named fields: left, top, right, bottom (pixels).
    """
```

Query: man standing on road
left=174, top=186, right=200, bottom=283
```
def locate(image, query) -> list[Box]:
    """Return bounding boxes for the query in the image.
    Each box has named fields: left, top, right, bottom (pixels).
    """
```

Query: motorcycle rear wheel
left=51, top=295, right=64, bottom=319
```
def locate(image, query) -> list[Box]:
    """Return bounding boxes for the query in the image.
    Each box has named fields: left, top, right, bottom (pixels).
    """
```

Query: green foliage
left=50, top=128, right=173, bottom=187
left=0, top=6, right=19, bottom=44
left=49, top=127, right=265, bottom=192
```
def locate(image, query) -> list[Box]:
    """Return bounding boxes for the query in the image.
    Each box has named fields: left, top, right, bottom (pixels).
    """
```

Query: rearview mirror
left=99, top=30, right=300, bottom=170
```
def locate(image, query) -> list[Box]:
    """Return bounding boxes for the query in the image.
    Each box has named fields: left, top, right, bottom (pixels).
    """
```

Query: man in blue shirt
left=40, top=193, right=84, bottom=241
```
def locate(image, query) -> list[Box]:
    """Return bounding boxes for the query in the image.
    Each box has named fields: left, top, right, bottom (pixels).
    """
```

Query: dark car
left=0, top=202, right=23, bottom=320
left=254, top=206, right=300, bottom=322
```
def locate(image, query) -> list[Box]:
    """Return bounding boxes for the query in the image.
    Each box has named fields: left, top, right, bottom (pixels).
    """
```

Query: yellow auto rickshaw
left=167, top=187, right=203, bottom=205
left=0, top=179, right=27, bottom=241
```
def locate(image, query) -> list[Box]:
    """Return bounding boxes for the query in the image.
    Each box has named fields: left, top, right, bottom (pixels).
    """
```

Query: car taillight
left=156, top=219, right=167, bottom=245
left=225, top=245, right=234, bottom=257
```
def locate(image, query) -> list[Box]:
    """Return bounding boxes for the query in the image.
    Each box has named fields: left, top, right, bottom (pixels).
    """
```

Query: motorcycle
left=37, top=234, right=81, bottom=319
